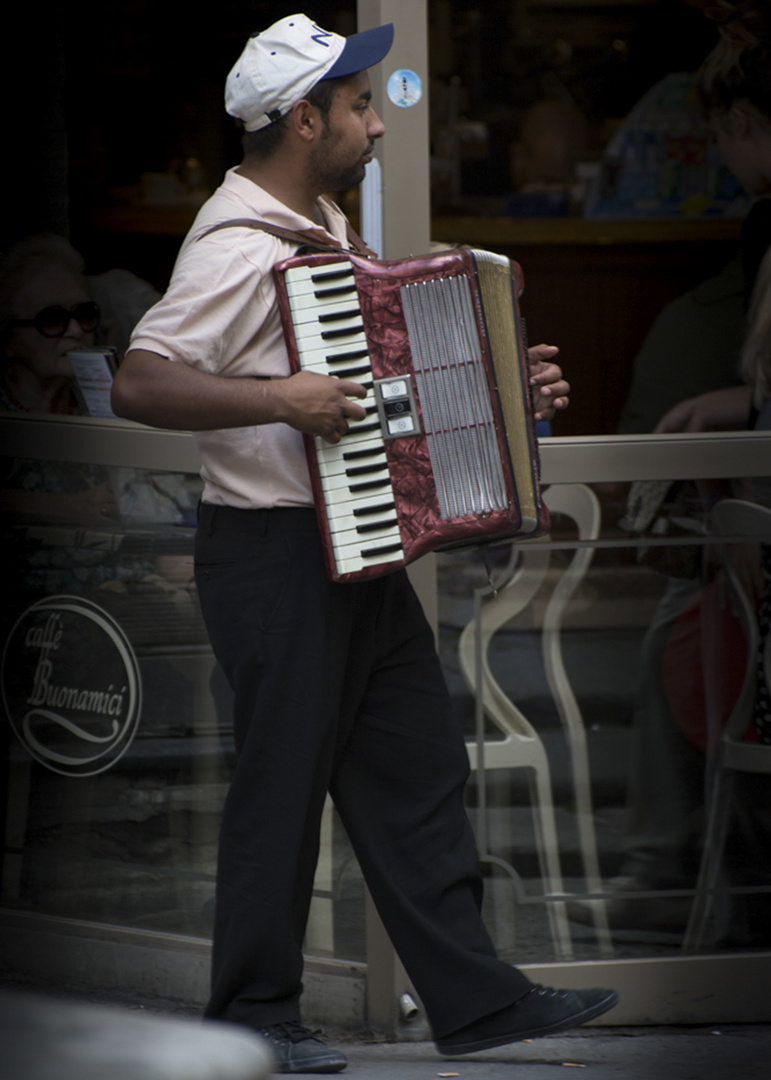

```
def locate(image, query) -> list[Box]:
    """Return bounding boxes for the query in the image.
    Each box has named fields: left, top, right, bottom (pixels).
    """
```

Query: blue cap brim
left=321, top=22, right=394, bottom=81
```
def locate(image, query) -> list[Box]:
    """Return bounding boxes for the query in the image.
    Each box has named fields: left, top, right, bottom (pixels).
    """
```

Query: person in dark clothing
left=575, top=0, right=771, bottom=936
left=111, top=13, right=619, bottom=1075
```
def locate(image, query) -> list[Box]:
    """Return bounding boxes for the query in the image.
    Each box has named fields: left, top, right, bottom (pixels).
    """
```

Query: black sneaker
left=255, top=1021, right=347, bottom=1074
left=436, top=984, right=620, bottom=1055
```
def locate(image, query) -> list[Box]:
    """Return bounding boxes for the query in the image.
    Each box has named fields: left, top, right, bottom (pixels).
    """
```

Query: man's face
left=307, top=70, right=385, bottom=193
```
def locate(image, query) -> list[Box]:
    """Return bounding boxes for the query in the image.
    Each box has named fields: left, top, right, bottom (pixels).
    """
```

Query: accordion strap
left=197, top=217, right=376, bottom=258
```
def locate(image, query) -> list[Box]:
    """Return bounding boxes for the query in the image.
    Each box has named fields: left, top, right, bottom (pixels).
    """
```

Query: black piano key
left=345, top=462, right=389, bottom=478
left=361, top=541, right=403, bottom=558
left=314, top=284, right=357, bottom=299
left=321, top=324, right=366, bottom=340
left=310, top=267, right=355, bottom=283
left=356, top=517, right=399, bottom=535
left=319, top=308, right=362, bottom=324
left=343, top=420, right=381, bottom=436
left=326, top=348, right=371, bottom=363
left=333, top=364, right=372, bottom=380
left=343, top=446, right=386, bottom=461
left=349, top=478, right=392, bottom=493
left=353, top=500, right=396, bottom=517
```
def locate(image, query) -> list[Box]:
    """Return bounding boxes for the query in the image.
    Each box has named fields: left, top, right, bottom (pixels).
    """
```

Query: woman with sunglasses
left=0, top=233, right=120, bottom=523
left=0, top=233, right=100, bottom=414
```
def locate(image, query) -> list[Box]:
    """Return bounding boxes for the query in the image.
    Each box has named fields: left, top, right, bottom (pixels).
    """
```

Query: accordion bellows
left=274, top=246, right=549, bottom=583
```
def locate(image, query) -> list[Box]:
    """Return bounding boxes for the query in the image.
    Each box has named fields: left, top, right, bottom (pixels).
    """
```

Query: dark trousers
left=195, top=504, right=531, bottom=1036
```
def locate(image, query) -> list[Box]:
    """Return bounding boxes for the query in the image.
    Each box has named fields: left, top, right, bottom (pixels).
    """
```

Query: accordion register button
left=380, top=379, right=408, bottom=399
left=387, top=416, right=415, bottom=435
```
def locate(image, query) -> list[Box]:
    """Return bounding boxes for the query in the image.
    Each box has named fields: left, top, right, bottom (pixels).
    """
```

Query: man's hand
left=112, top=349, right=367, bottom=438
left=271, top=371, right=368, bottom=443
left=527, top=343, right=569, bottom=421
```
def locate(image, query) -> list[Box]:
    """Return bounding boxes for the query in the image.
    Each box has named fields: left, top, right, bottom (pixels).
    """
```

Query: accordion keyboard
left=282, top=261, right=405, bottom=578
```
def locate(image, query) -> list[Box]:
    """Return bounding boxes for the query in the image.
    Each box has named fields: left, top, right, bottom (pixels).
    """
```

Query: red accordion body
left=274, top=247, right=548, bottom=583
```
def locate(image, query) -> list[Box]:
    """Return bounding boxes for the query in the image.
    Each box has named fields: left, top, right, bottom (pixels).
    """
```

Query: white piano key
left=317, top=443, right=386, bottom=478
left=294, top=326, right=368, bottom=347
left=284, top=262, right=354, bottom=294
left=324, top=491, right=397, bottom=525
left=317, top=467, right=388, bottom=491
left=333, top=544, right=404, bottom=578
left=313, top=402, right=381, bottom=436
left=297, top=347, right=371, bottom=372
left=331, top=521, right=402, bottom=552
left=335, top=460, right=391, bottom=485
left=289, top=295, right=365, bottom=324
left=293, top=315, right=365, bottom=342
left=327, top=490, right=398, bottom=520
left=284, top=286, right=357, bottom=310
left=297, top=363, right=372, bottom=386
left=332, top=429, right=386, bottom=454
left=286, top=297, right=364, bottom=322
left=331, top=458, right=389, bottom=480
left=332, top=526, right=403, bottom=553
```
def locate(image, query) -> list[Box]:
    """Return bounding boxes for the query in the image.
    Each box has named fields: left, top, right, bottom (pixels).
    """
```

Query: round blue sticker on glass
left=387, top=69, right=423, bottom=109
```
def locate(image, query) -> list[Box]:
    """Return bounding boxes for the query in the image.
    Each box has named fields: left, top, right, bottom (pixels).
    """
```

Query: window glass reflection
left=437, top=479, right=771, bottom=960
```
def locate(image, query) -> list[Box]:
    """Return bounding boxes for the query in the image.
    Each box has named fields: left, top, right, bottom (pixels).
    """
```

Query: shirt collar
left=222, top=167, right=349, bottom=247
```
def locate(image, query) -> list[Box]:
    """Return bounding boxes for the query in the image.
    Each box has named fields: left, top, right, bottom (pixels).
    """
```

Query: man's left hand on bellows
left=527, top=343, right=569, bottom=421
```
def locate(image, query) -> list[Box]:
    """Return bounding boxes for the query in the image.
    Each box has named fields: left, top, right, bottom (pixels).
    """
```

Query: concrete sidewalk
left=2, top=980, right=767, bottom=1079
left=336, top=1025, right=768, bottom=1079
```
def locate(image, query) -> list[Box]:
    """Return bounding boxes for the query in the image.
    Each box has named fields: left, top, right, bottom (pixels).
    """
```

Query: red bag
left=663, top=579, right=756, bottom=756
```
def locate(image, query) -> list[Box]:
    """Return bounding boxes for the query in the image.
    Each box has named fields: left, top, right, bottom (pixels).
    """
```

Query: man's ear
left=291, top=98, right=319, bottom=144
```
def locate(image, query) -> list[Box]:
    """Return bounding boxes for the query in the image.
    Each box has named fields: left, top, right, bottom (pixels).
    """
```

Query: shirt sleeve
left=129, top=229, right=285, bottom=378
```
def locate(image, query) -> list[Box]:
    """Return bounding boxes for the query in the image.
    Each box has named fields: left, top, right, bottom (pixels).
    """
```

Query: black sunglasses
left=11, top=301, right=100, bottom=338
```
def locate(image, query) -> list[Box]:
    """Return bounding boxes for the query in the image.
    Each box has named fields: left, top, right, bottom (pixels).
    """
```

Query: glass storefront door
left=2, top=414, right=770, bottom=1030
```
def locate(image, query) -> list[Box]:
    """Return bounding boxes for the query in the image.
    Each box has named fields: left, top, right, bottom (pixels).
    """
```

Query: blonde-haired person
left=654, top=2, right=771, bottom=628
left=652, top=3, right=771, bottom=947
left=656, top=0, right=771, bottom=436
left=569, top=2, right=771, bottom=938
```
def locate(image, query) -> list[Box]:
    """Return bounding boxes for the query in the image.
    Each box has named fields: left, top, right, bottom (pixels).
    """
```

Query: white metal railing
left=2, top=412, right=770, bottom=482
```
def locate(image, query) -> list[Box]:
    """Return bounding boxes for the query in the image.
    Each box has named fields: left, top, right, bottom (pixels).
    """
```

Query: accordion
left=274, top=246, right=549, bottom=584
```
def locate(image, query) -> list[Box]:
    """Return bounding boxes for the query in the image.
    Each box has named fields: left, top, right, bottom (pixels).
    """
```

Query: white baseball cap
left=225, top=14, right=395, bottom=132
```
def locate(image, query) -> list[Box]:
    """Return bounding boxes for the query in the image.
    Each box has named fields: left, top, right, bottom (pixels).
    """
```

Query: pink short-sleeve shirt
left=129, top=168, right=351, bottom=509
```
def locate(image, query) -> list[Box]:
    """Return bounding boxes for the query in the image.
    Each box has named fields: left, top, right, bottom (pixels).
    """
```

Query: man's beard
left=308, top=131, right=371, bottom=193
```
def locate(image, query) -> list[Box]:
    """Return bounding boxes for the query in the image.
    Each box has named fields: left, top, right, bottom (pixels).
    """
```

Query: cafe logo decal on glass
left=1, top=595, right=142, bottom=777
